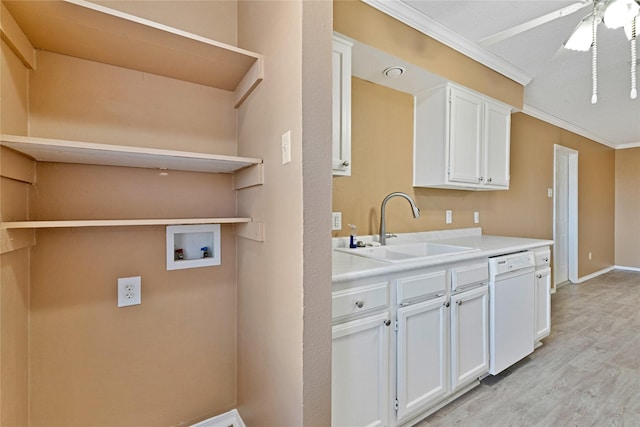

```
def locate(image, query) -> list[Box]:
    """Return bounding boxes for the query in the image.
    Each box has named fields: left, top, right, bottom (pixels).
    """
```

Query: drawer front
left=451, top=262, right=488, bottom=292
left=332, top=281, right=389, bottom=320
left=397, top=270, right=446, bottom=304
left=535, top=248, right=551, bottom=268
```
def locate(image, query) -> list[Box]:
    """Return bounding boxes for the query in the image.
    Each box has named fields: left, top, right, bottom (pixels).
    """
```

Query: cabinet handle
left=479, top=176, right=484, bottom=183
left=355, top=300, right=364, bottom=309
left=456, top=300, right=462, bottom=306
left=384, top=319, right=391, bottom=327
left=543, top=257, right=549, bottom=262
left=444, top=301, right=450, bottom=307
left=342, top=160, right=350, bottom=167
left=487, top=177, right=492, bottom=183
left=537, top=274, right=543, bottom=279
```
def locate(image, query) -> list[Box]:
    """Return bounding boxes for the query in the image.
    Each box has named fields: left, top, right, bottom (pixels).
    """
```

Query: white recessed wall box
left=166, top=224, right=221, bottom=270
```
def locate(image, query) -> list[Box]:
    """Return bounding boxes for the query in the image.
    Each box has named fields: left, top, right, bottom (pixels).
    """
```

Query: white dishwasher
left=488, top=251, right=536, bottom=375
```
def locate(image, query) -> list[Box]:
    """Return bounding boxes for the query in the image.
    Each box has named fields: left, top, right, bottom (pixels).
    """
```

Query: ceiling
left=359, top=0, right=640, bottom=149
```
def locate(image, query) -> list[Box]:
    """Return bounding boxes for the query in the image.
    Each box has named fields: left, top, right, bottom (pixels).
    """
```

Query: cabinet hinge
left=395, top=398, right=399, bottom=411
left=394, top=320, right=399, bottom=331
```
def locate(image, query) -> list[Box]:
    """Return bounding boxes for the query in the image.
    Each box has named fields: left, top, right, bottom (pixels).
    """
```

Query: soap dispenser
left=348, top=224, right=358, bottom=249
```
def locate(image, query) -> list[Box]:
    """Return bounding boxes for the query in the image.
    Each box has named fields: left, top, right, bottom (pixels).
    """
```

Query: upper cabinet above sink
left=334, top=33, right=512, bottom=191
left=414, top=83, right=512, bottom=191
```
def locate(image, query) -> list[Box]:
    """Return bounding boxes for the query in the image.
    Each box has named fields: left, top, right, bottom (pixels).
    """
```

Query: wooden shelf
left=3, top=0, right=263, bottom=108
left=0, top=218, right=252, bottom=229
left=1, top=135, right=262, bottom=174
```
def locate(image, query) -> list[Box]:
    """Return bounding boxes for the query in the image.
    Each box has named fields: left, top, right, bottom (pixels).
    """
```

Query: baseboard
left=614, top=265, right=640, bottom=272
left=576, top=266, right=615, bottom=283
left=191, top=409, right=245, bottom=427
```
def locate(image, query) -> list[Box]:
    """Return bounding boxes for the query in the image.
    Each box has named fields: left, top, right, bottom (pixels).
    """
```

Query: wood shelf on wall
left=2, top=0, right=264, bottom=108
left=1, top=134, right=263, bottom=174
left=0, top=218, right=252, bottom=229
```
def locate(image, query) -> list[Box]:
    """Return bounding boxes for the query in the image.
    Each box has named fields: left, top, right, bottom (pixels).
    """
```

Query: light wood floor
left=419, top=269, right=640, bottom=426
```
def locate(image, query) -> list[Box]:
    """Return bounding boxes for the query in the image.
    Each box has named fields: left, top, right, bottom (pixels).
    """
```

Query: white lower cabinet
left=534, top=246, right=552, bottom=344
left=332, top=259, right=493, bottom=426
left=534, top=266, right=551, bottom=342
left=395, top=296, right=448, bottom=421
left=332, top=311, right=391, bottom=427
left=394, top=262, right=488, bottom=425
left=450, top=285, right=489, bottom=391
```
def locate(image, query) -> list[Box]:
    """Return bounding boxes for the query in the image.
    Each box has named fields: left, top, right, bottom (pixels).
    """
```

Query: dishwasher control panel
left=489, top=251, right=535, bottom=276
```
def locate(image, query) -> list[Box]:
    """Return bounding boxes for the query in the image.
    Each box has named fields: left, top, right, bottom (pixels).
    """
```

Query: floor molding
left=191, top=410, right=245, bottom=427
left=614, top=265, right=640, bottom=272
left=576, top=266, right=615, bottom=283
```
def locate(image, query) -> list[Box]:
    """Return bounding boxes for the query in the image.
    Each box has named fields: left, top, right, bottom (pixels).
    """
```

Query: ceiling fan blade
left=478, top=1, right=593, bottom=47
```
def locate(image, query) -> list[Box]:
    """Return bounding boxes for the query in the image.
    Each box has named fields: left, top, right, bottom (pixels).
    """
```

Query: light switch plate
left=445, top=210, right=452, bottom=224
left=332, top=212, right=342, bottom=231
left=281, top=130, right=291, bottom=165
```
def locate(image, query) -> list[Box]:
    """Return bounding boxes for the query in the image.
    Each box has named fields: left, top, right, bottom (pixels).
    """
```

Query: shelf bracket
left=234, top=59, right=264, bottom=108
left=235, top=221, right=264, bottom=242
left=0, top=229, right=35, bottom=254
left=233, top=163, right=264, bottom=190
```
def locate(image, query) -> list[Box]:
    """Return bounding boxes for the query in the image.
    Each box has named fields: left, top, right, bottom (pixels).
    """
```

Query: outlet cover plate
left=118, top=276, right=141, bottom=307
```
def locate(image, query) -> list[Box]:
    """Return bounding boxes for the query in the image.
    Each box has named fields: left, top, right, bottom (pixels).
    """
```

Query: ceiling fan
left=480, top=0, right=640, bottom=104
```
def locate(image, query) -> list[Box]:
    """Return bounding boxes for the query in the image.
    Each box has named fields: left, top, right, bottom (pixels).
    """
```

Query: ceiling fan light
left=564, top=17, right=595, bottom=51
left=604, top=0, right=639, bottom=29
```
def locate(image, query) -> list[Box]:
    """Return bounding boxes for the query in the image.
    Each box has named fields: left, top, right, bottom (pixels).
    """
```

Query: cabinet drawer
left=333, top=282, right=389, bottom=320
left=451, top=262, right=488, bottom=292
left=534, top=248, right=551, bottom=268
left=397, top=270, right=446, bottom=305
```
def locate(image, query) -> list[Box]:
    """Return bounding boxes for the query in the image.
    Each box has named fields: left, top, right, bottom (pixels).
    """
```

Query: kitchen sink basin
left=335, top=242, right=478, bottom=263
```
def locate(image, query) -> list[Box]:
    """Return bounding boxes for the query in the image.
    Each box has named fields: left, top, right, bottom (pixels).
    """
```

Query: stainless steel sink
left=335, top=242, right=478, bottom=263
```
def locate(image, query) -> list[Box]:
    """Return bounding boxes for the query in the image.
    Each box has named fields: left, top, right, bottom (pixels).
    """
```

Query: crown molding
left=362, top=0, right=533, bottom=86
left=615, top=142, right=640, bottom=149
left=522, top=105, right=621, bottom=149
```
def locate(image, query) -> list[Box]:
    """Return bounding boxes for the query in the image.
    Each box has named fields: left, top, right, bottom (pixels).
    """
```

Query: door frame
left=553, top=144, right=578, bottom=287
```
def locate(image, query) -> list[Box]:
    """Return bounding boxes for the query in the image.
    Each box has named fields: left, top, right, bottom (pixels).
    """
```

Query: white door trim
left=553, top=145, right=578, bottom=285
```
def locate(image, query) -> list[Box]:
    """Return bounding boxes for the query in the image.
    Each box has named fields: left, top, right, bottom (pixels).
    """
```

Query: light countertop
left=333, top=228, right=553, bottom=284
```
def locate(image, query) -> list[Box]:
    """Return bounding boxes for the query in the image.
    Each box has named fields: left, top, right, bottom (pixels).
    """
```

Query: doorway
left=553, top=145, right=578, bottom=289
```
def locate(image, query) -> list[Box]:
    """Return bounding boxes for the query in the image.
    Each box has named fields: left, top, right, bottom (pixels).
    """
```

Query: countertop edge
left=333, top=236, right=554, bottom=284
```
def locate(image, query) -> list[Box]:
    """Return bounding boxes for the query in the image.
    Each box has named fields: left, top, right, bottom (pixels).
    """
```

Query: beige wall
left=615, top=148, right=640, bottom=267
left=0, top=1, right=250, bottom=425
left=236, top=1, right=332, bottom=426
left=26, top=54, right=239, bottom=426
left=0, top=35, right=31, bottom=427
left=332, top=2, right=617, bottom=280
left=29, top=51, right=237, bottom=155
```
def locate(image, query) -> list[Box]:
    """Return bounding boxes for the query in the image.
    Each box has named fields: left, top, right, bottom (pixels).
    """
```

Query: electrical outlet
left=118, top=276, right=141, bottom=307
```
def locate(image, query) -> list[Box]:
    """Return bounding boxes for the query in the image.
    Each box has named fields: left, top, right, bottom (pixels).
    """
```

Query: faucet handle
left=385, top=233, right=398, bottom=239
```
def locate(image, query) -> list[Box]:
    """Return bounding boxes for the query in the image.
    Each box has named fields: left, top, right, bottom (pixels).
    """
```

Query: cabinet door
left=483, top=101, right=511, bottom=188
left=448, top=86, right=483, bottom=185
left=450, top=286, right=489, bottom=391
left=332, top=36, right=352, bottom=176
left=534, top=267, right=552, bottom=342
left=396, top=296, right=447, bottom=422
left=332, top=312, right=390, bottom=427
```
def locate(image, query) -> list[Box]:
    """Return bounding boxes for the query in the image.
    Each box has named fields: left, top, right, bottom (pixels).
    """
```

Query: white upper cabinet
left=332, top=35, right=352, bottom=176
left=414, top=83, right=512, bottom=190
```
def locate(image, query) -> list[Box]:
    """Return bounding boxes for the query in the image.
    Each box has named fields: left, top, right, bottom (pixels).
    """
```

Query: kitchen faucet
left=379, top=192, right=420, bottom=245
